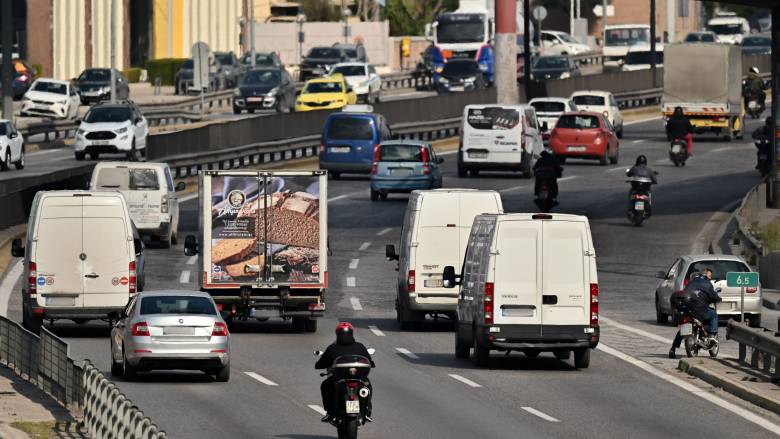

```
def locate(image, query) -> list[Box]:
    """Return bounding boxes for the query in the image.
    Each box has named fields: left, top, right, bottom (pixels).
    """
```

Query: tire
left=379, top=192, right=388, bottom=200
left=457, top=164, right=467, bottom=178
left=631, top=211, right=644, bottom=227
left=159, top=231, right=172, bottom=249
left=22, top=309, right=42, bottom=333
left=598, top=149, right=609, bottom=166
left=248, top=109, right=255, bottom=114
left=370, top=189, right=379, bottom=202
left=616, top=127, right=624, bottom=139
left=455, top=324, right=471, bottom=359
left=472, top=330, right=490, bottom=367
left=331, top=172, right=341, bottom=180
left=342, top=418, right=358, bottom=439
left=655, top=295, right=668, bottom=324
left=171, top=231, right=178, bottom=246
left=304, top=318, right=318, bottom=333
left=558, top=157, right=566, bottom=164
left=215, top=363, right=230, bottom=382
left=74, top=151, right=86, bottom=161
left=554, top=350, right=570, bottom=360
left=573, top=348, right=590, bottom=368
left=0, top=151, right=9, bottom=171
left=122, top=346, right=137, bottom=380
left=233, top=107, right=241, bottom=115
left=748, top=314, right=761, bottom=328
left=110, top=342, right=123, bottom=377
left=684, top=332, right=697, bottom=358
left=291, top=317, right=307, bottom=332
left=89, top=152, right=100, bottom=160
left=14, top=149, right=24, bottom=170
left=708, top=341, right=719, bottom=358
left=126, top=140, right=140, bottom=162
left=525, top=350, right=541, bottom=358
left=609, top=148, right=619, bottom=165
left=469, top=169, right=480, bottom=177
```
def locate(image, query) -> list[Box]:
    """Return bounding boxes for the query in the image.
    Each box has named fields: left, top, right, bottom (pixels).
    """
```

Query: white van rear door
left=35, top=198, right=84, bottom=306
left=81, top=200, right=132, bottom=307
left=493, top=220, right=542, bottom=327
left=541, top=220, right=589, bottom=326
left=463, top=107, right=523, bottom=162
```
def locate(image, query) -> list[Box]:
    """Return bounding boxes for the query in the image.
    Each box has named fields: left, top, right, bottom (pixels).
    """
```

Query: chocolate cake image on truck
left=184, top=170, right=328, bottom=333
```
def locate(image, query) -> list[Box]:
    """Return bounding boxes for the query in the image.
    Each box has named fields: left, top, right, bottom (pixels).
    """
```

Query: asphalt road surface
left=4, top=115, right=780, bottom=438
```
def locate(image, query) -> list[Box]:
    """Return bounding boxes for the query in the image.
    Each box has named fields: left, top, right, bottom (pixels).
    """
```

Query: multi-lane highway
left=4, top=116, right=780, bottom=438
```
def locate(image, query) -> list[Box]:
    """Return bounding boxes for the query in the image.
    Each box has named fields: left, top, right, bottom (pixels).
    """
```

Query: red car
left=548, top=112, right=619, bottom=165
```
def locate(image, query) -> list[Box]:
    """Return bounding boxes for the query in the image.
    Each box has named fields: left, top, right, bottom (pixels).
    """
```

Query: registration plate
left=390, top=168, right=413, bottom=177
left=567, top=145, right=587, bottom=152
left=634, top=201, right=645, bottom=211
left=164, top=326, right=195, bottom=335
left=759, top=154, right=768, bottom=160
left=424, top=279, right=443, bottom=288
left=671, top=144, right=682, bottom=154
left=679, top=323, right=693, bottom=336
left=450, top=86, right=464, bottom=92
left=247, top=97, right=263, bottom=103
left=469, top=151, right=488, bottom=159
left=92, top=140, right=110, bottom=145
left=46, top=296, right=76, bottom=306
left=345, top=400, right=360, bottom=414
left=330, top=146, right=350, bottom=153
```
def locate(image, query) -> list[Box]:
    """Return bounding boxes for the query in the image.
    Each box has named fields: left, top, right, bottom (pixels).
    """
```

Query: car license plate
left=46, top=296, right=75, bottom=306
left=92, top=140, right=109, bottom=145
left=760, top=154, right=768, bottom=160
left=247, top=97, right=263, bottom=103
left=424, top=279, right=443, bottom=288
left=469, top=151, right=488, bottom=159
left=671, top=144, right=682, bottom=154
left=390, top=168, right=413, bottom=177
left=164, top=326, right=195, bottom=335
left=567, top=145, right=587, bottom=152
left=345, top=400, right=360, bottom=414
left=330, top=146, right=350, bottom=153
left=634, top=201, right=645, bottom=211
left=450, top=86, right=464, bottom=92
left=679, top=323, right=693, bottom=336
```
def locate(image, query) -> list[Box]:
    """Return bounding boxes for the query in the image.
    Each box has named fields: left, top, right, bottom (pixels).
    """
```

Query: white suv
left=540, top=31, right=592, bottom=55
left=0, top=119, right=25, bottom=171
left=75, top=102, right=148, bottom=161
left=329, top=63, right=382, bottom=104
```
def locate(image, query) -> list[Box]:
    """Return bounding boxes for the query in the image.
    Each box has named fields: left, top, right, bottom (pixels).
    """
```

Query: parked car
left=174, top=58, right=227, bottom=95
left=239, top=51, right=284, bottom=71
left=75, top=102, right=148, bottom=161
left=0, top=119, right=24, bottom=170
left=299, top=46, right=347, bottom=81
left=12, top=59, right=36, bottom=99
left=20, top=78, right=80, bottom=119
left=295, top=74, right=356, bottom=112
left=332, top=43, right=368, bottom=63
left=683, top=31, right=718, bottom=43
left=740, top=34, right=771, bottom=55
left=437, top=60, right=488, bottom=93
left=319, top=106, right=393, bottom=178
left=621, top=46, right=664, bottom=72
left=654, top=254, right=762, bottom=327
left=233, top=68, right=296, bottom=114
left=213, top=51, right=242, bottom=88
left=90, top=162, right=185, bottom=246
left=109, top=290, right=231, bottom=381
left=330, top=63, right=382, bottom=104
left=570, top=90, right=624, bottom=138
left=548, top=112, right=619, bottom=165
left=528, top=97, right=578, bottom=145
left=11, top=190, right=139, bottom=332
left=76, top=68, right=130, bottom=105
left=369, top=141, right=444, bottom=201
left=530, top=55, right=580, bottom=80
left=540, top=30, right=591, bottom=55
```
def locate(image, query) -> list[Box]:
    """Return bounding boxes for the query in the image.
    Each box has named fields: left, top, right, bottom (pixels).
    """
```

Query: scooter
left=679, top=314, right=719, bottom=358
left=669, top=138, right=688, bottom=167
left=315, top=350, right=375, bottom=439
left=754, top=134, right=771, bottom=177
left=626, top=176, right=655, bottom=227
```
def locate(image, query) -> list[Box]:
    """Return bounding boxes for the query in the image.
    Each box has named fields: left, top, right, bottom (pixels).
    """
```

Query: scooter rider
left=626, top=155, right=658, bottom=215
left=744, top=67, right=766, bottom=109
left=316, top=322, right=374, bottom=423
left=533, top=148, right=563, bottom=202
left=669, top=269, right=722, bottom=359
left=666, top=106, right=694, bottom=156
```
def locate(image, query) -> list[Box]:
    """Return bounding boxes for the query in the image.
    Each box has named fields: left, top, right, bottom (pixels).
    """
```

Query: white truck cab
left=603, top=24, right=651, bottom=70
left=707, top=13, right=750, bottom=45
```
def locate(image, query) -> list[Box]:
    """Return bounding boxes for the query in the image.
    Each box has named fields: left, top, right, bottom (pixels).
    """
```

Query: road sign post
left=726, top=272, right=759, bottom=324
left=192, top=42, right=210, bottom=117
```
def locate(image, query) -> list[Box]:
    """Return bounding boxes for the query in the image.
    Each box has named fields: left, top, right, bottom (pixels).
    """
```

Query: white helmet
left=750, top=67, right=760, bottom=74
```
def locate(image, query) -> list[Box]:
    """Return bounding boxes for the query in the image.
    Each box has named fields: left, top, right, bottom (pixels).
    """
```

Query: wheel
left=616, top=126, right=624, bottom=139
left=22, top=308, right=42, bottom=333
left=748, top=314, right=761, bottom=328
left=631, top=212, right=644, bottom=227
left=74, top=151, right=85, bottom=161
left=171, top=231, right=178, bottom=246
left=248, top=109, right=255, bottom=114
left=370, top=189, right=379, bottom=201
left=110, top=342, right=123, bottom=377
left=708, top=341, right=719, bottom=358
left=122, top=346, right=137, bottom=380
left=159, top=231, right=172, bottom=249
left=330, top=171, right=341, bottom=180
left=655, top=295, right=669, bottom=324
left=609, top=149, right=619, bottom=165
left=379, top=192, right=388, bottom=200
left=89, top=152, right=100, bottom=160
left=397, top=299, right=422, bottom=330
left=472, top=330, right=490, bottom=367
left=573, top=348, right=590, bottom=368
left=598, top=149, right=609, bottom=166
left=342, top=418, right=358, bottom=439
left=684, top=333, right=697, bottom=358
left=455, top=325, right=471, bottom=359
left=233, top=107, right=241, bottom=115
left=304, top=318, right=318, bottom=333
left=554, top=350, right=570, bottom=360
left=14, top=149, right=24, bottom=169
left=126, top=140, right=140, bottom=162
left=469, top=169, right=480, bottom=177
left=0, top=151, right=9, bottom=170
left=558, top=157, right=566, bottom=164
left=457, top=165, right=467, bottom=178
left=291, top=317, right=306, bottom=332
left=215, top=363, right=230, bottom=382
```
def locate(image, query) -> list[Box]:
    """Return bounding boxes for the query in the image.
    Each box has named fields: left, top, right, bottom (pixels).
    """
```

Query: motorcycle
left=669, top=138, right=688, bottom=167
left=679, top=313, right=719, bottom=358
left=534, top=179, right=557, bottom=213
left=754, top=134, right=771, bottom=177
left=315, top=350, right=375, bottom=439
left=626, top=176, right=655, bottom=227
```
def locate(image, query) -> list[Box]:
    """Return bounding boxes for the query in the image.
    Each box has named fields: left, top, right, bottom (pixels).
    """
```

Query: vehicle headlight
left=101, top=86, right=111, bottom=93
left=435, top=66, right=444, bottom=74
left=115, top=127, right=128, bottom=134
left=266, top=87, right=279, bottom=97
left=233, top=89, right=242, bottom=97
left=560, top=72, right=571, bottom=79
left=77, top=129, right=86, bottom=137
left=464, top=77, right=476, bottom=83
left=479, top=63, right=489, bottom=72
left=439, top=77, right=449, bottom=84
left=58, top=99, right=68, bottom=105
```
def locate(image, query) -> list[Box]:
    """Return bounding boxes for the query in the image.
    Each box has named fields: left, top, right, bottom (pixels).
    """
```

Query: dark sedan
left=436, top=60, right=488, bottom=93
left=232, top=68, right=296, bottom=114
left=76, top=68, right=130, bottom=105
left=530, top=55, right=579, bottom=80
left=240, top=51, right=284, bottom=71
left=174, top=58, right=227, bottom=95
left=299, top=47, right=346, bottom=81
left=214, top=51, right=242, bottom=88
left=741, top=34, right=771, bottom=55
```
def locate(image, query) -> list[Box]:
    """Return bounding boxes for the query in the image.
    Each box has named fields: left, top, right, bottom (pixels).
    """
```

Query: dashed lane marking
left=244, top=372, right=279, bottom=386
left=346, top=277, right=356, bottom=288
left=558, top=176, right=578, bottom=183
left=349, top=259, right=360, bottom=270
left=328, top=190, right=366, bottom=203
left=521, top=407, right=561, bottom=422
left=186, top=256, right=197, bottom=265
left=607, top=167, right=628, bottom=173
left=368, top=325, right=385, bottom=336
left=350, top=297, right=362, bottom=310
left=631, top=139, right=648, bottom=144
left=179, top=270, right=190, bottom=284
left=307, top=404, right=327, bottom=416
left=377, top=227, right=393, bottom=236
left=448, top=374, right=482, bottom=388
left=395, top=348, right=419, bottom=360
left=499, top=185, right=527, bottom=193
left=359, top=242, right=371, bottom=251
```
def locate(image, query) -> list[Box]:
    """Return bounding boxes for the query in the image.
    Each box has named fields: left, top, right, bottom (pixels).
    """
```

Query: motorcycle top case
left=670, top=289, right=697, bottom=312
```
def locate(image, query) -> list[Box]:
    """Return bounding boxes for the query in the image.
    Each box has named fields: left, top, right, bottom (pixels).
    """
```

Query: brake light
left=407, top=270, right=415, bottom=292
left=682, top=315, right=692, bottom=324
left=746, top=287, right=757, bottom=294
left=132, top=321, right=150, bottom=336
left=683, top=277, right=690, bottom=288
left=212, top=321, right=229, bottom=336
left=421, top=147, right=431, bottom=175
left=372, top=144, right=381, bottom=175
left=129, top=261, right=137, bottom=295
left=161, top=194, right=169, bottom=213
left=346, top=381, right=360, bottom=388
left=28, top=261, right=37, bottom=297
left=484, top=282, right=494, bottom=324
left=590, top=283, right=599, bottom=326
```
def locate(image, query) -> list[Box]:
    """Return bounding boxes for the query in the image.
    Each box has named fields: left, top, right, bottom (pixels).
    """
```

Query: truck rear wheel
left=22, top=309, right=42, bottom=333
left=573, top=348, right=590, bottom=368
left=472, top=329, right=490, bottom=367
left=455, top=325, right=471, bottom=359
left=304, top=318, right=318, bottom=333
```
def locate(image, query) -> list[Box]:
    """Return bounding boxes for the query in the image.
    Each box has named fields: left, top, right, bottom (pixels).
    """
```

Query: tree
left=300, top=0, right=340, bottom=22
left=383, top=0, right=459, bottom=36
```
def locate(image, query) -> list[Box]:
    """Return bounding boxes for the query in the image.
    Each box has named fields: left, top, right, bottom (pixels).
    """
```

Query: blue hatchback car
left=369, top=140, right=444, bottom=201
left=320, top=108, right=393, bottom=178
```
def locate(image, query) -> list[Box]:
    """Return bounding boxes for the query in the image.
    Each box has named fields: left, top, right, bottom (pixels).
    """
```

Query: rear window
left=326, top=117, right=374, bottom=141
left=685, top=260, right=750, bottom=281
left=96, top=168, right=161, bottom=191
left=466, top=107, right=520, bottom=130
left=304, top=81, right=343, bottom=93
left=531, top=101, right=566, bottom=113
left=379, top=145, right=424, bottom=162
left=140, top=296, right=216, bottom=315
left=572, top=95, right=605, bottom=106
left=556, top=115, right=600, bottom=129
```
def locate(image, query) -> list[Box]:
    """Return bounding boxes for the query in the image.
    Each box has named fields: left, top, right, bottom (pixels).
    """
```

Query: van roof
left=92, top=161, right=169, bottom=170
left=464, top=103, right=526, bottom=110
left=485, top=213, right=590, bottom=223
left=38, top=190, right=126, bottom=198
left=414, top=188, right=498, bottom=195
left=604, top=24, right=650, bottom=30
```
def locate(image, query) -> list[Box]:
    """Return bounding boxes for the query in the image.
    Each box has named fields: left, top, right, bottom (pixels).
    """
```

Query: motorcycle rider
left=744, top=66, right=766, bottom=110
left=315, top=322, right=374, bottom=423
left=752, top=117, right=773, bottom=172
left=533, top=148, right=563, bottom=203
left=669, top=269, right=722, bottom=359
left=665, top=106, right=694, bottom=156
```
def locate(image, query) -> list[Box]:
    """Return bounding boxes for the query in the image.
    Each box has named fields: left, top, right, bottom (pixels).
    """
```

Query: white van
left=386, top=189, right=503, bottom=329
left=11, top=191, right=140, bottom=332
left=443, top=213, right=599, bottom=368
left=90, top=162, right=185, bottom=246
left=707, top=13, right=750, bottom=45
left=458, top=104, right=543, bottom=178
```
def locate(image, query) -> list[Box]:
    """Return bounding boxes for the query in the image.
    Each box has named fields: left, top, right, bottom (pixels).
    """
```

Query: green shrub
left=124, top=67, right=142, bottom=83
left=760, top=219, right=780, bottom=251
left=31, top=63, right=43, bottom=77
left=145, top=58, right=188, bottom=86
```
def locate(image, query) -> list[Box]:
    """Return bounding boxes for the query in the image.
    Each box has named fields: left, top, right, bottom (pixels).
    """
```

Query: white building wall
left=53, top=0, right=87, bottom=79
left=182, top=0, right=241, bottom=57
left=91, top=0, right=125, bottom=70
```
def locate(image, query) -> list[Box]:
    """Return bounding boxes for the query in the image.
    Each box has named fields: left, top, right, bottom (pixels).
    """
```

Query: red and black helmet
left=335, top=322, right=354, bottom=335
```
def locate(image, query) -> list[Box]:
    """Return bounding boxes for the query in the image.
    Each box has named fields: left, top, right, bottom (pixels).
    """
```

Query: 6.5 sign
left=726, top=272, right=759, bottom=288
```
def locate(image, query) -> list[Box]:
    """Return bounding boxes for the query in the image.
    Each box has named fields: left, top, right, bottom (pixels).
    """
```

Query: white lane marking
left=521, top=407, right=561, bottom=423
left=625, top=116, right=661, bottom=126
left=349, top=259, right=360, bottom=270
left=359, top=242, right=371, bottom=251
left=395, top=348, right=419, bottom=360
left=631, top=139, right=648, bottom=144
left=654, top=158, right=667, bottom=164
left=328, top=190, right=366, bottom=203
left=346, top=277, right=356, bottom=288
left=179, top=270, right=191, bottom=284
left=598, top=343, right=780, bottom=435
left=448, top=374, right=482, bottom=388
left=30, top=149, right=61, bottom=156
left=600, top=317, right=672, bottom=344
left=438, top=150, right=458, bottom=156
left=350, top=297, right=362, bottom=310
left=308, top=404, right=327, bottom=416
left=558, top=176, right=578, bottom=183
left=368, top=325, right=385, bottom=336
left=377, top=227, right=393, bottom=236
left=179, top=192, right=199, bottom=203
left=499, top=185, right=527, bottom=193
left=607, top=167, right=627, bottom=173
left=186, top=256, right=197, bottom=265
left=0, top=261, right=23, bottom=317
left=244, top=371, right=279, bottom=386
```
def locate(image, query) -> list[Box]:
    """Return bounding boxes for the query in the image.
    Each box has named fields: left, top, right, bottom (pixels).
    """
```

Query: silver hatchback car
left=109, top=290, right=231, bottom=381
left=654, top=254, right=762, bottom=327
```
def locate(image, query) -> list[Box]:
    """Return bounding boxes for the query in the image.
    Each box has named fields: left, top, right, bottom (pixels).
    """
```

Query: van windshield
left=708, top=23, right=743, bottom=35
left=605, top=28, right=650, bottom=46
left=140, top=296, right=216, bottom=315
left=327, top=117, right=373, bottom=140
left=572, top=95, right=605, bottom=106
left=96, top=168, right=161, bottom=190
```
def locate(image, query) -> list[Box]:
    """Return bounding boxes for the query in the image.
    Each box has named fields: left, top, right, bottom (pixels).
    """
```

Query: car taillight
left=407, top=270, right=415, bottom=292
left=421, top=147, right=431, bottom=175
left=161, top=194, right=169, bottom=213
left=372, top=144, right=381, bottom=175
left=746, top=287, right=757, bottom=294
left=590, top=283, right=599, bottom=326
left=484, top=282, right=494, bottom=324
left=681, top=315, right=692, bottom=324
left=129, top=261, right=137, bottom=295
left=212, top=322, right=229, bottom=336
left=28, top=261, right=37, bottom=297
left=132, top=321, right=150, bottom=336
left=683, top=277, right=690, bottom=288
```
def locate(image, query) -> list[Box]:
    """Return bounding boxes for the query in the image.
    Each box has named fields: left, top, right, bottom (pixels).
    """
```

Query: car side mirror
left=655, top=271, right=668, bottom=279
left=10, top=238, right=24, bottom=258
left=443, top=265, right=460, bottom=288
left=134, top=117, right=142, bottom=124
left=541, top=122, right=549, bottom=132
left=385, top=244, right=399, bottom=261
left=184, top=235, right=199, bottom=256
left=175, top=181, right=186, bottom=192
left=8, top=132, right=17, bottom=139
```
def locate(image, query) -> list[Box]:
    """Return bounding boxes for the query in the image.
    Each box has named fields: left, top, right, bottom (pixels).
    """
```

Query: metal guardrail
left=727, top=320, right=780, bottom=382
left=572, top=51, right=603, bottom=66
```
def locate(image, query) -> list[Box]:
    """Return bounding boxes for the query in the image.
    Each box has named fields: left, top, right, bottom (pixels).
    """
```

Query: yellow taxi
left=295, top=74, right=357, bottom=112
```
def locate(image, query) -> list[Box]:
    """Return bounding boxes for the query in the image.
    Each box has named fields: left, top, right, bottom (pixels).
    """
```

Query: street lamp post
left=296, top=14, right=306, bottom=65
left=342, top=5, right=351, bottom=44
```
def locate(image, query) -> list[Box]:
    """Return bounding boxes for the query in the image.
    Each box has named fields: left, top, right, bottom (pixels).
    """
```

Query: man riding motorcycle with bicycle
left=668, top=268, right=722, bottom=359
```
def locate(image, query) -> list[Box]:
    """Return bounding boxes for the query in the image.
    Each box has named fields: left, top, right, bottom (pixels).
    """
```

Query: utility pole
left=770, top=6, right=779, bottom=208
left=522, top=0, right=531, bottom=101
left=495, top=0, right=518, bottom=104
left=666, top=0, right=675, bottom=43
left=167, top=0, right=173, bottom=57
left=1, top=0, right=13, bottom=122
left=602, top=0, right=608, bottom=31
left=250, top=0, right=256, bottom=67
left=570, top=0, right=574, bottom=35
left=650, top=0, right=657, bottom=88
left=110, top=0, right=117, bottom=103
